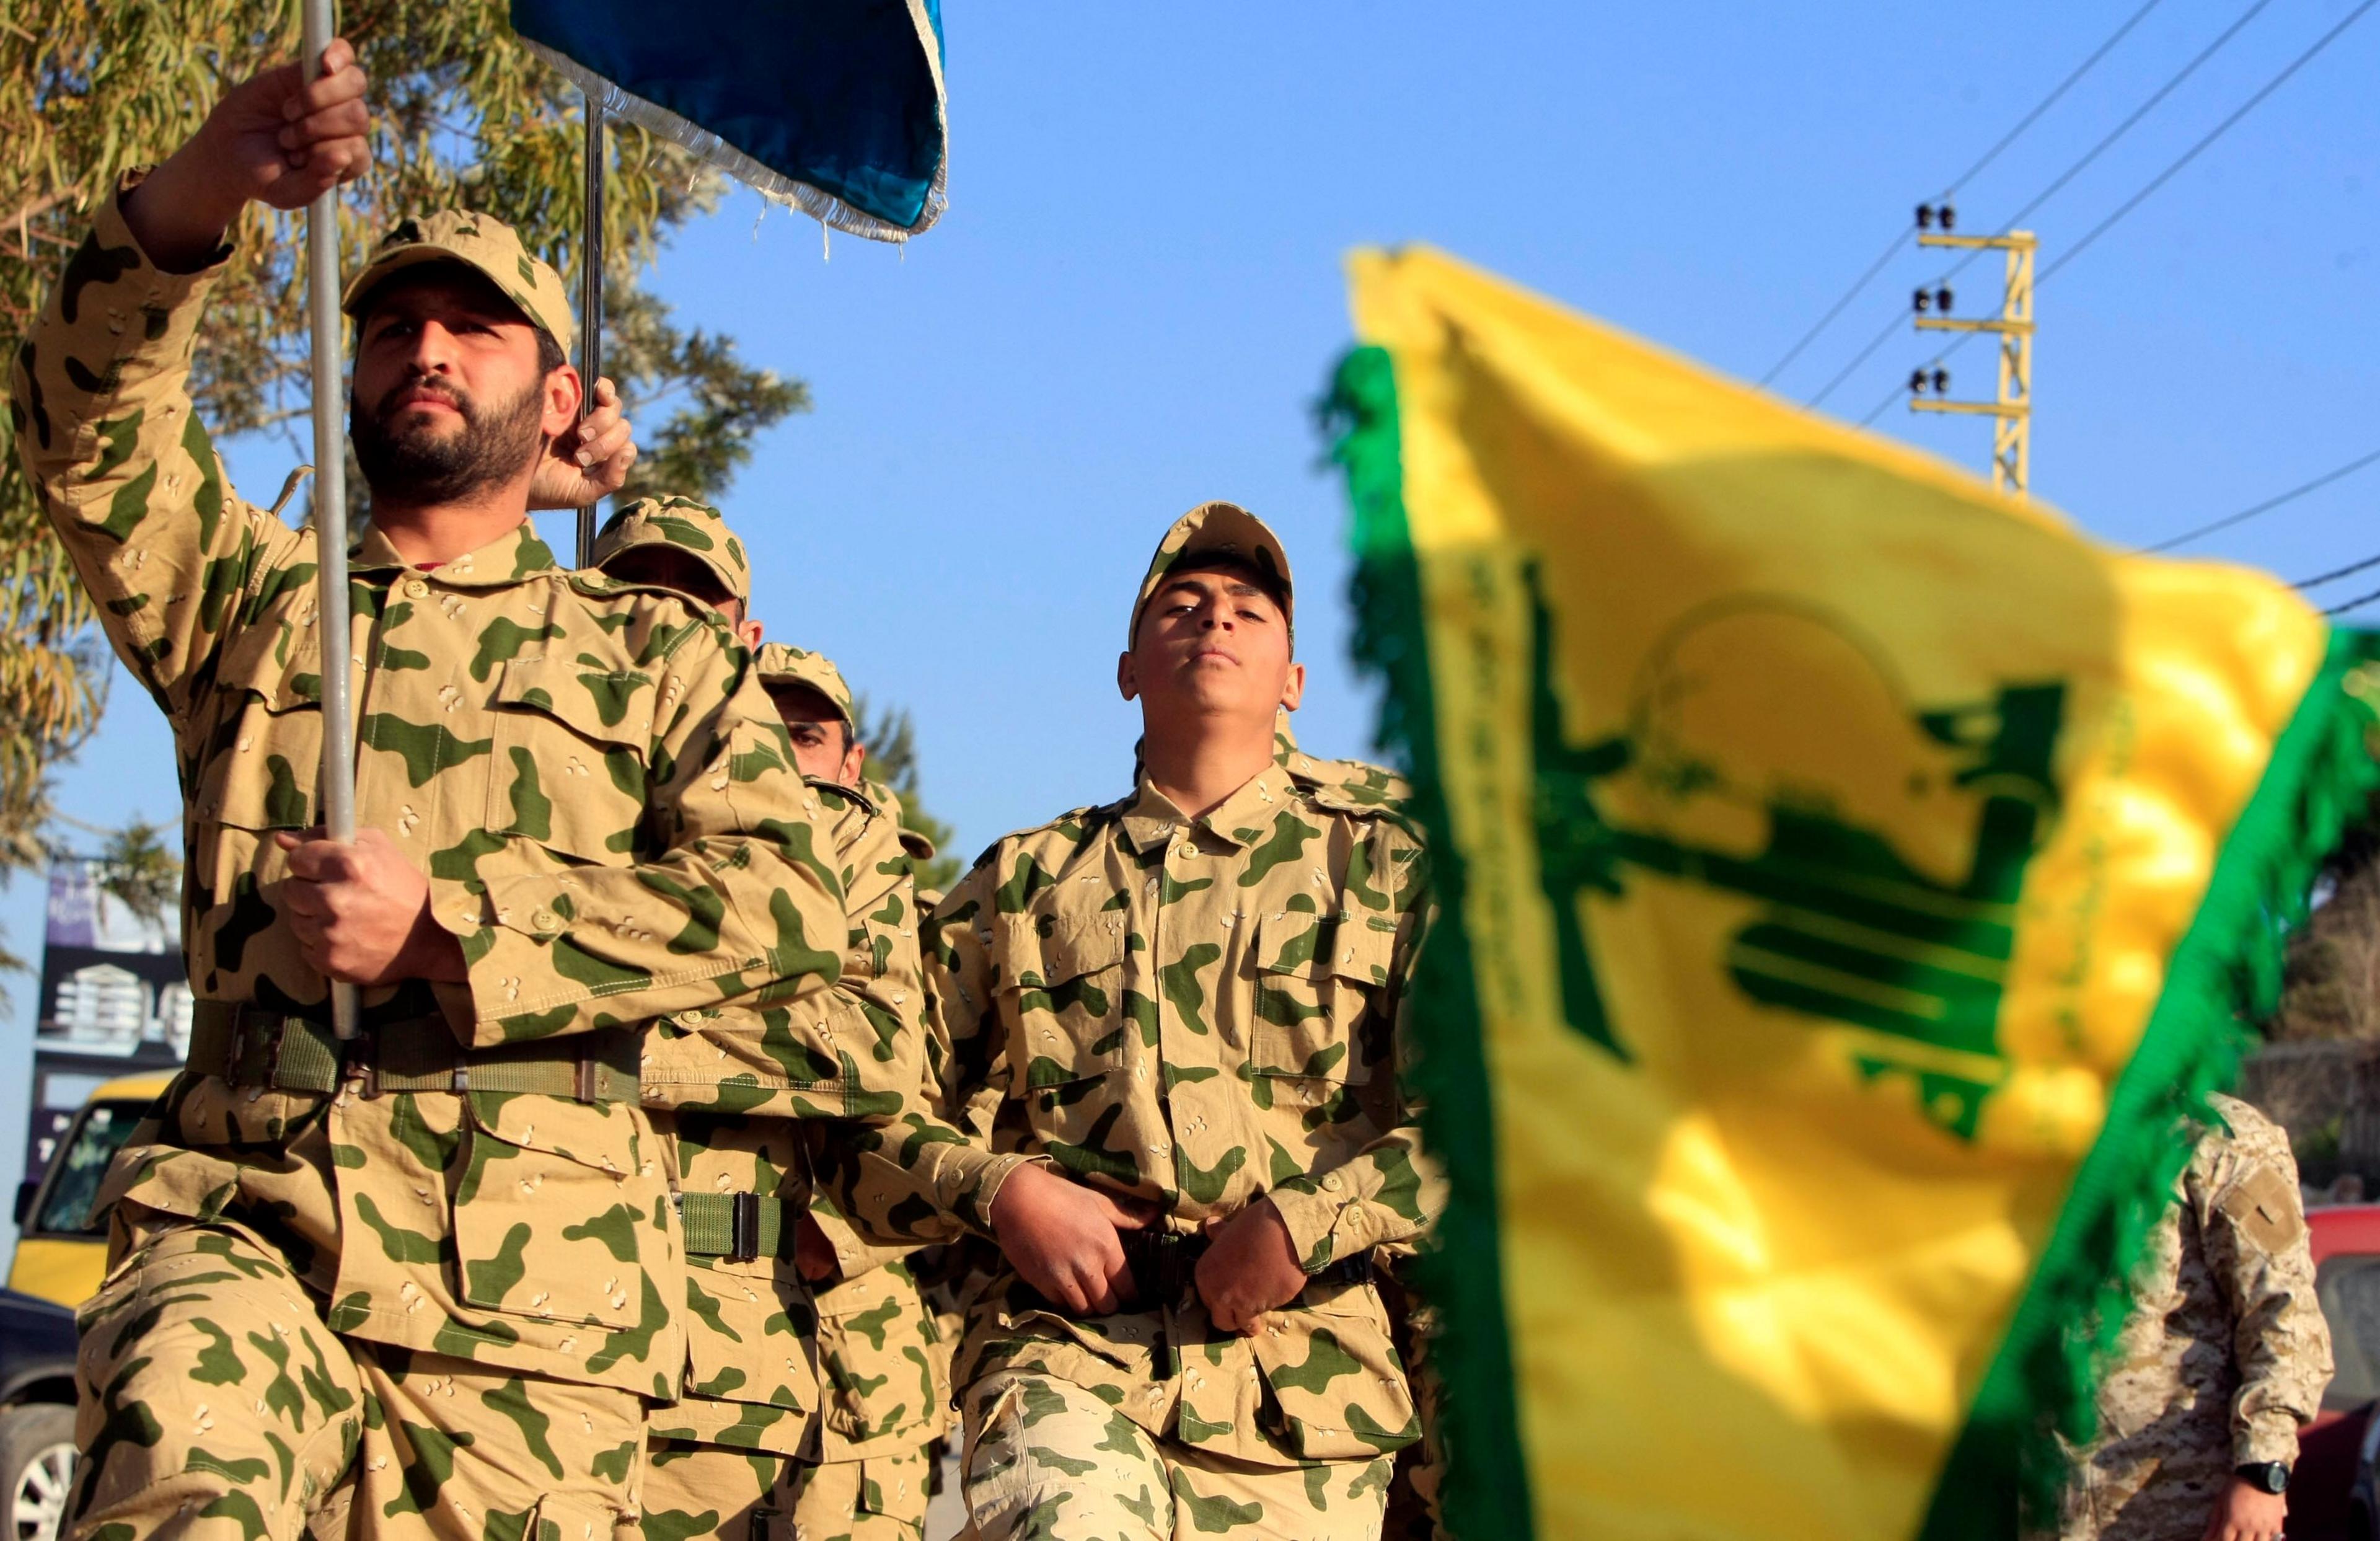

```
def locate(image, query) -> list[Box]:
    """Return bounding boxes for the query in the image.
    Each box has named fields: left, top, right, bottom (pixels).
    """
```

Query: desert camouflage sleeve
left=441, top=653, right=850, bottom=1046
left=792, top=789, right=946, bottom=1271
left=813, top=850, right=1044, bottom=1247
left=793, top=779, right=927, bottom=1111
left=1264, top=814, right=1447, bottom=1271
left=2192, top=1103, right=2333, bottom=1465
left=11, top=179, right=309, bottom=715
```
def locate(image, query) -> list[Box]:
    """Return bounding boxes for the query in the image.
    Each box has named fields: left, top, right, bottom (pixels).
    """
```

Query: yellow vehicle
left=8, top=1072, right=172, bottom=1309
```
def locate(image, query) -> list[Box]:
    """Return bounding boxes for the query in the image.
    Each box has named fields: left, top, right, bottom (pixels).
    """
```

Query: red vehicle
left=2293, top=1203, right=2380, bottom=1540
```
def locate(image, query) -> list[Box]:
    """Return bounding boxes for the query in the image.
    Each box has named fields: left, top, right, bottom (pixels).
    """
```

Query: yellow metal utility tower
left=1908, top=227, right=2035, bottom=496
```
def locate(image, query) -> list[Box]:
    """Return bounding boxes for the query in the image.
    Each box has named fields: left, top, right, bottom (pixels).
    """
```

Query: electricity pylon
left=1906, top=216, right=2035, bottom=497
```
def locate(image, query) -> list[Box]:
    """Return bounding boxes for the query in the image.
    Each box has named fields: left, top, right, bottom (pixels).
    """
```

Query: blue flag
left=512, top=0, right=947, bottom=241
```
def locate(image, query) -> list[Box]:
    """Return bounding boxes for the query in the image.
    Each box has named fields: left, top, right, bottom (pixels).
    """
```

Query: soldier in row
left=12, top=40, right=857, bottom=1541
left=2047, top=1093, right=2330, bottom=1541
left=14, top=37, right=1455, bottom=1541
left=824, top=500, right=1446, bottom=1540
left=584, top=501, right=952, bottom=1541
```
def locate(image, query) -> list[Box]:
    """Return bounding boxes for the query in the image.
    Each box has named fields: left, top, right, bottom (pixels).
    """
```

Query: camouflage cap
left=342, top=210, right=575, bottom=360
left=588, top=497, right=753, bottom=607
left=1129, top=500, right=1294, bottom=648
left=755, top=643, right=857, bottom=728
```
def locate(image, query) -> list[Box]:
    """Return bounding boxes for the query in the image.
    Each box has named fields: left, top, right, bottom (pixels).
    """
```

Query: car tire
left=0, top=1405, right=77, bottom=1541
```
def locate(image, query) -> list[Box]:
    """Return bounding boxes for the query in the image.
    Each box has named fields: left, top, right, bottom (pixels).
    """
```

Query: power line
left=1809, top=309, right=1913, bottom=410
left=2297, top=549, right=2380, bottom=591
left=2042, top=0, right=2380, bottom=283
left=1761, top=0, right=2167, bottom=389
left=1761, top=231, right=1908, bottom=387
left=1851, top=2, right=2376, bottom=433
left=2145, top=445, right=2380, bottom=555
left=2324, top=585, right=2380, bottom=617
left=2000, top=0, right=2275, bottom=241
left=1946, top=0, right=2172, bottom=193
left=1814, top=0, right=2278, bottom=411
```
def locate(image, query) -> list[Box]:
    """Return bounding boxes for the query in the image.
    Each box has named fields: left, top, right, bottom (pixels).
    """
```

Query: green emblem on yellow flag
left=1328, top=247, right=2380, bottom=1540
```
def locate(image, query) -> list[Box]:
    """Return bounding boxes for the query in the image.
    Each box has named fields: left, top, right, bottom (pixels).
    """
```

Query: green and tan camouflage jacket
left=12, top=186, right=848, bottom=1397
left=644, top=776, right=948, bottom=1465
left=2052, top=1094, right=2332, bottom=1540
left=839, top=757, right=1443, bottom=1467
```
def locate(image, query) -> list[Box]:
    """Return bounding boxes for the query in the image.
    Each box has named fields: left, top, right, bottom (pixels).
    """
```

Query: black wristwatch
left=2236, top=1460, right=2290, bottom=1494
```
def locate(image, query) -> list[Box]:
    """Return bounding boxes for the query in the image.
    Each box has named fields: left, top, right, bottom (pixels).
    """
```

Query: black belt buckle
left=728, top=1192, right=763, bottom=1263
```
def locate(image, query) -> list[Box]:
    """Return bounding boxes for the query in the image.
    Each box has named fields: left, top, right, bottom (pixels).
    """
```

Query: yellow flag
left=1330, top=247, right=2379, bottom=1540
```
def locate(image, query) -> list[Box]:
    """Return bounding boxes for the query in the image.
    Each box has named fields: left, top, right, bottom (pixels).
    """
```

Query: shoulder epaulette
left=970, top=798, right=1119, bottom=873
left=1284, top=750, right=1413, bottom=815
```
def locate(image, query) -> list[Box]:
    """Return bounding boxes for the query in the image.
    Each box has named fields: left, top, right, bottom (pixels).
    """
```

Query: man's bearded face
left=349, top=366, right=545, bottom=506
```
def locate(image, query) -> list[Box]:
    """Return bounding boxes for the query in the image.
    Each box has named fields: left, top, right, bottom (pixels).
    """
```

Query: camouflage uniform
left=1272, top=722, right=1446, bottom=1541
left=583, top=515, right=946, bottom=1541
left=2049, top=1093, right=2332, bottom=1540
left=17, top=193, right=849, bottom=1541
left=588, top=497, right=753, bottom=607
left=839, top=503, right=1443, bottom=1541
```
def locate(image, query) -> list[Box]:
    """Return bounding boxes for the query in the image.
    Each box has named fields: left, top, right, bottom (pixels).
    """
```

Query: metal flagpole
left=576, top=92, right=604, bottom=565
left=301, top=0, right=361, bottom=1041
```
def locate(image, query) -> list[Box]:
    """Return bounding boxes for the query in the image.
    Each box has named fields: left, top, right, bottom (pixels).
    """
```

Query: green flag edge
left=1327, top=342, right=1536, bottom=1541
left=1920, top=622, right=2380, bottom=1535
left=1324, top=336, right=2380, bottom=1541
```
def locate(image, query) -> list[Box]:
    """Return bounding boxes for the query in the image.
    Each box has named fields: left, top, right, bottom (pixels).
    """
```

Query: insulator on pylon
left=1931, top=368, right=1950, bottom=393
left=1939, top=204, right=1957, bottom=232
left=1916, top=203, right=1934, bottom=230
left=1913, top=287, right=1931, bottom=312
left=1936, top=286, right=1953, bottom=313
left=1909, top=369, right=1928, bottom=394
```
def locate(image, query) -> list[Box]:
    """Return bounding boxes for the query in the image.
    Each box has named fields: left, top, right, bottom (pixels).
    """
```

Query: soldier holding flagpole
left=11, top=40, right=854, bottom=1540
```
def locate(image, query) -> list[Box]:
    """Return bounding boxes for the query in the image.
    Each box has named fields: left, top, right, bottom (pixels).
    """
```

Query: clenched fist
left=529, top=376, right=638, bottom=511
left=275, top=826, right=464, bottom=986
left=124, top=39, right=372, bottom=272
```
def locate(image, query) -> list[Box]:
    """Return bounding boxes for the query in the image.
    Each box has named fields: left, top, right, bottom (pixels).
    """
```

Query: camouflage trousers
left=960, top=1372, right=1393, bottom=1541
left=639, top=1441, right=928, bottom=1541
left=71, top=1224, right=645, bottom=1541
left=1380, top=1290, right=1445, bottom=1541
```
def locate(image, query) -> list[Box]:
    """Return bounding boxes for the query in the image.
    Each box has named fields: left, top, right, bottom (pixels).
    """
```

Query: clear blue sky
left=5, top=1, right=2376, bottom=1237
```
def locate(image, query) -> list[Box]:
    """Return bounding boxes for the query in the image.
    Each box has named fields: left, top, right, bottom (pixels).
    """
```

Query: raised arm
left=10, top=44, right=368, bottom=713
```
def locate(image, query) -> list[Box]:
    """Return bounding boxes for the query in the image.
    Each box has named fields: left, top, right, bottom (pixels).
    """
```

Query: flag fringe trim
left=1921, top=625, right=2380, bottom=1535
left=1326, top=343, right=1536, bottom=1541
left=519, top=40, right=947, bottom=244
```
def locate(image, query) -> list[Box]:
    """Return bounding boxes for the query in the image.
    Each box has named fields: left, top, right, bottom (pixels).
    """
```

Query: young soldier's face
left=1119, top=566, right=1304, bottom=726
left=350, top=269, right=578, bottom=503
left=771, top=686, right=865, bottom=785
left=602, top=547, right=765, bottom=648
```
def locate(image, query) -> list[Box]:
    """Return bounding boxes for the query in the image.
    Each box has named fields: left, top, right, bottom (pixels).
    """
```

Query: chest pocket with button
left=1001, top=911, right=1132, bottom=1141
left=487, top=653, right=653, bottom=865
left=1247, top=911, right=1398, bottom=1086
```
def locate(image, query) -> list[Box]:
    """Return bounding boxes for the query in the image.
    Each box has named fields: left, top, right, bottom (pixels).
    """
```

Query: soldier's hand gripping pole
left=302, top=0, right=361, bottom=1041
